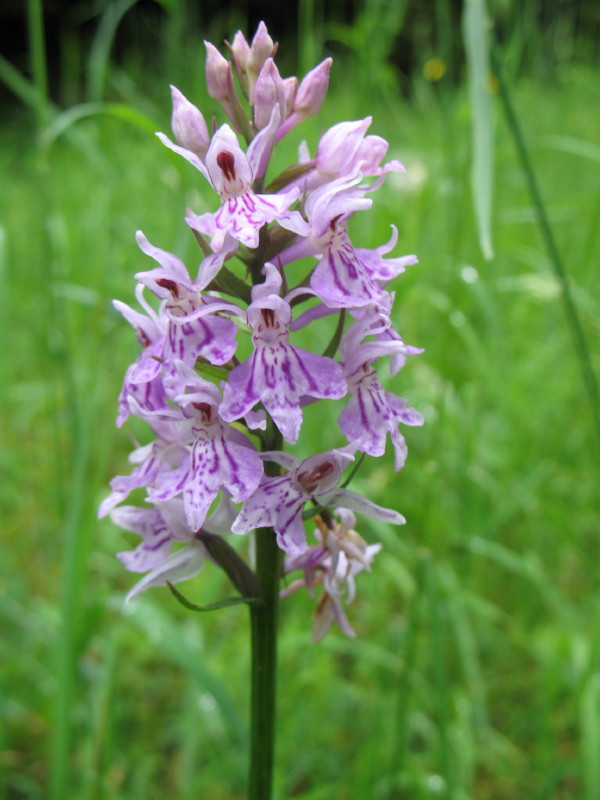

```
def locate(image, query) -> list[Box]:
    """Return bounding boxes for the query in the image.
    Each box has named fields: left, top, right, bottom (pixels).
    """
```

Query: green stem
left=248, top=425, right=283, bottom=800
left=491, top=48, right=600, bottom=450
left=248, top=527, right=280, bottom=800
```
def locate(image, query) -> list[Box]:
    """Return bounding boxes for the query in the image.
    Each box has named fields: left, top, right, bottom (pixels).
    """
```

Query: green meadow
left=1, top=2, right=599, bottom=798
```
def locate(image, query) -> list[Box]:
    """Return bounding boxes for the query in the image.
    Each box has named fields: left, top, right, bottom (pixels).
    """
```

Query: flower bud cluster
left=100, top=22, right=422, bottom=637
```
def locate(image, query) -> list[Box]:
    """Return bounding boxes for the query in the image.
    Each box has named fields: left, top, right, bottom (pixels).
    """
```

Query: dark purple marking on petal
left=296, top=460, right=336, bottom=495
left=261, top=308, right=275, bottom=327
left=280, top=351, right=297, bottom=393
left=156, top=278, right=180, bottom=297
left=145, top=534, right=171, bottom=552
left=242, top=193, right=258, bottom=213
left=217, top=150, right=236, bottom=181
left=288, top=347, right=317, bottom=393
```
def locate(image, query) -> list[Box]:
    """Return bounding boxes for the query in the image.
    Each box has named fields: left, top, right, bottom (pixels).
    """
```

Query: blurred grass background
left=1, top=0, right=600, bottom=798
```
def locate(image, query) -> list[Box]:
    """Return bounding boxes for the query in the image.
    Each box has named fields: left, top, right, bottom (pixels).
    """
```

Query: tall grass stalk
left=463, top=0, right=494, bottom=260
left=0, top=673, right=6, bottom=800
left=297, top=0, right=320, bottom=76
left=50, top=423, right=90, bottom=800
left=0, top=54, right=109, bottom=168
left=580, top=674, right=600, bottom=800
left=45, top=208, right=93, bottom=800
left=491, top=48, right=600, bottom=450
left=388, top=552, right=428, bottom=789
left=26, top=0, right=49, bottom=135
left=87, top=0, right=142, bottom=101
left=427, top=561, right=456, bottom=798
left=0, top=227, right=7, bottom=393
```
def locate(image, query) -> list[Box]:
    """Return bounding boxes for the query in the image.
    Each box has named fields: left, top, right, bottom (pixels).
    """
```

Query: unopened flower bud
left=293, top=58, right=332, bottom=117
left=248, top=21, right=277, bottom=76
left=253, top=58, right=286, bottom=130
left=170, top=85, right=210, bottom=159
left=204, top=40, right=253, bottom=139
left=205, top=41, right=232, bottom=102
left=275, top=58, right=332, bottom=141
left=229, top=30, right=251, bottom=70
left=283, top=76, right=298, bottom=116
left=227, top=30, right=252, bottom=97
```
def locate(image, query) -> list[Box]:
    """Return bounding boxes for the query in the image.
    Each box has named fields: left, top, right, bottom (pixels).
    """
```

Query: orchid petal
left=125, top=542, right=206, bottom=604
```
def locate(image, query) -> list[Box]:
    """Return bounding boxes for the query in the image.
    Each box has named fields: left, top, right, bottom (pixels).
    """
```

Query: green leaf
left=167, top=583, right=261, bottom=612
left=40, top=102, right=157, bottom=148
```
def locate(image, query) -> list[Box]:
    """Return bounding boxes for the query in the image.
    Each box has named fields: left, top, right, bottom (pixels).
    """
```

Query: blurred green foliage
left=1, top=1, right=599, bottom=799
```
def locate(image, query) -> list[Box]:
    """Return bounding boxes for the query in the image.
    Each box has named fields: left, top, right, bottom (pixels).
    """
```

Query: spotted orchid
left=102, top=20, right=422, bottom=648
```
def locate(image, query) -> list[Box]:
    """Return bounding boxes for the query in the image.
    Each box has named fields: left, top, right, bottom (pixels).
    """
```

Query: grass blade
left=463, top=0, right=494, bottom=260
left=543, top=134, right=600, bottom=165
left=0, top=227, right=7, bottom=393
left=40, top=102, right=158, bottom=148
left=87, top=0, right=142, bottom=102
left=581, top=674, right=600, bottom=800
left=125, top=599, right=247, bottom=746
left=50, top=425, right=90, bottom=800
left=0, top=55, right=109, bottom=170
left=426, top=560, right=455, bottom=795
left=491, top=47, right=600, bottom=450
left=26, top=0, right=49, bottom=134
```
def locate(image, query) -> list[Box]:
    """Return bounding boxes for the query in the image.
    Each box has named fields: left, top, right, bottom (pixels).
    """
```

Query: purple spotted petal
left=98, top=443, right=179, bottom=518
left=232, top=474, right=308, bottom=555
left=114, top=506, right=174, bottom=573
left=204, top=123, right=253, bottom=193
left=186, top=186, right=304, bottom=252
left=310, top=235, right=385, bottom=309
left=355, top=247, right=417, bottom=283
left=338, top=375, right=391, bottom=459
left=322, top=487, right=405, bottom=525
left=135, top=232, right=196, bottom=291
left=117, top=351, right=167, bottom=427
left=165, top=312, right=237, bottom=368
left=220, top=343, right=346, bottom=444
left=183, top=426, right=263, bottom=531
left=125, top=542, right=207, bottom=604
left=148, top=461, right=191, bottom=506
